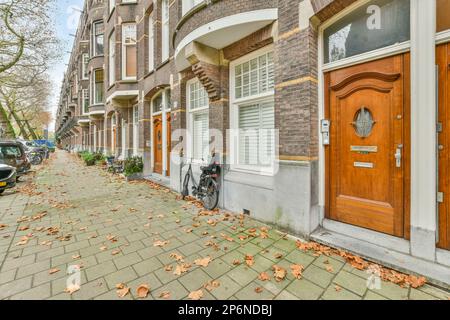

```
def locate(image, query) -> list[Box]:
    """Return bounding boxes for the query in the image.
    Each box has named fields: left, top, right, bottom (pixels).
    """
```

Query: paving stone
left=376, top=281, right=410, bottom=300
left=10, top=282, right=51, bottom=300
left=113, top=252, right=142, bottom=270
left=332, top=270, right=368, bottom=296
left=302, top=264, right=335, bottom=289
left=152, top=280, right=189, bottom=300
left=209, top=274, right=241, bottom=300
left=285, top=250, right=315, bottom=267
left=178, top=268, right=212, bottom=292
left=234, top=281, right=275, bottom=300
left=16, top=259, right=50, bottom=279
left=409, top=288, right=440, bottom=300
left=132, top=257, right=163, bottom=276
left=0, top=276, right=33, bottom=299
left=227, top=264, right=258, bottom=286
left=0, top=269, right=16, bottom=285
left=364, top=290, right=388, bottom=300
left=274, top=290, right=299, bottom=300
left=418, top=284, right=450, bottom=300
left=85, top=260, right=117, bottom=282
left=104, top=266, right=138, bottom=289
left=286, top=279, right=324, bottom=300
left=237, top=242, right=263, bottom=256
left=322, top=285, right=361, bottom=300
left=202, top=258, right=232, bottom=279
left=72, top=278, right=109, bottom=300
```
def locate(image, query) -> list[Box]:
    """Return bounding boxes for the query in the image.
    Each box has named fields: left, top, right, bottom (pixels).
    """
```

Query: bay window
left=161, top=0, right=169, bottom=62
left=187, top=79, right=209, bottom=161
left=109, top=31, right=115, bottom=85
left=122, top=23, right=137, bottom=80
left=92, top=21, right=104, bottom=56
left=93, top=69, right=104, bottom=104
left=231, top=47, right=275, bottom=171
left=148, top=15, right=154, bottom=71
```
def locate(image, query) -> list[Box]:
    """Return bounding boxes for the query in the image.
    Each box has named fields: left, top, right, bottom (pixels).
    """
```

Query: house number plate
left=354, top=162, right=374, bottom=169
left=350, top=146, right=378, bottom=154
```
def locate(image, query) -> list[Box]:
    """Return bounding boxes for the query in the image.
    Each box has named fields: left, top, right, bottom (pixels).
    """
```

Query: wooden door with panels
left=166, top=113, right=171, bottom=177
left=437, top=43, right=450, bottom=250
left=325, top=54, right=410, bottom=238
left=153, top=115, right=163, bottom=175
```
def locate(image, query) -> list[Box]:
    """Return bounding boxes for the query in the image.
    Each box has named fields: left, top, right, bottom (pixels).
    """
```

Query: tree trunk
left=0, top=101, right=16, bottom=139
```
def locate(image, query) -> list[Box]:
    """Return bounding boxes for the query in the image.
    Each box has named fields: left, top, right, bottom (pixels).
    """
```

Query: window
left=437, top=0, right=450, bottom=32
left=122, top=23, right=137, bottom=79
left=161, top=0, right=169, bottom=62
left=133, top=105, right=139, bottom=155
left=148, top=15, right=154, bottom=71
left=83, top=89, right=89, bottom=114
left=234, top=51, right=274, bottom=100
left=109, top=31, right=115, bottom=85
left=82, top=53, right=89, bottom=79
left=93, top=69, right=104, bottom=104
left=231, top=47, right=276, bottom=171
left=152, top=92, right=163, bottom=114
left=92, top=21, right=104, bottom=56
left=109, top=0, right=115, bottom=12
left=238, top=102, right=275, bottom=166
left=188, top=80, right=209, bottom=161
left=323, top=0, right=410, bottom=64
left=182, top=0, right=203, bottom=15
left=152, top=88, right=171, bottom=114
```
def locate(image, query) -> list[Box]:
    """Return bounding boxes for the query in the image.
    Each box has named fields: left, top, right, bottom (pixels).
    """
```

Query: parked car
left=34, top=140, right=55, bottom=153
left=17, top=140, right=46, bottom=165
left=0, top=141, right=31, bottom=179
left=0, top=164, right=16, bottom=194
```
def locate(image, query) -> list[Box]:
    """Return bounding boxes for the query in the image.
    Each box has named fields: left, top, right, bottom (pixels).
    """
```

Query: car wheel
left=0, top=190, right=4, bottom=195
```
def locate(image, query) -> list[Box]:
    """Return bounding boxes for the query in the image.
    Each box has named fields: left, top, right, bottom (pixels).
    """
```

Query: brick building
left=55, top=0, right=450, bottom=286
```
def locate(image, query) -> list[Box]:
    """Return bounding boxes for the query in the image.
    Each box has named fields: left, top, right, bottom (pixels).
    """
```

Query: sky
left=48, top=0, right=84, bottom=132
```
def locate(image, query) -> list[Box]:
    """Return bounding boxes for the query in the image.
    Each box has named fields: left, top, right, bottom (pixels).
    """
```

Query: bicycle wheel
left=181, top=171, right=190, bottom=199
left=202, top=178, right=219, bottom=210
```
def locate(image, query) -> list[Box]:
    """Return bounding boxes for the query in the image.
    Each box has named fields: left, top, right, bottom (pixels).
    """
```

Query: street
left=0, top=151, right=448, bottom=300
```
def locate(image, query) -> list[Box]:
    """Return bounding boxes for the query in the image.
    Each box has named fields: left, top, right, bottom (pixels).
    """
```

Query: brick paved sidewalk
left=0, top=151, right=448, bottom=300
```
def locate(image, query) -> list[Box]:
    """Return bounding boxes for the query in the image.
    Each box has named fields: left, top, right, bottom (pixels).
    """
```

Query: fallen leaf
left=64, top=284, right=80, bottom=294
left=111, top=250, right=121, bottom=256
left=106, top=234, right=118, bottom=242
left=159, top=291, right=170, bottom=299
left=173, top=263, right=191, bottom=276
left=290, top=264, right=304, bottom=279
left=117, top=286, right=130, bottom=298
left=169, top=253, right=184, bottom=262
left=188, top=290, right=203, bottom=300
left=335, top=285, right=342, bottom=292
left=164, top=265, right=173, bottom=272
left=232, top=259, right=241, bottom=266
left=0, top=224, right=8, bottom=230
left=273, top=265, right=287, bottom=282
left=194, top=256, right=212, bottom=267
left=136, top=284, right=150, bottom=298
left=255, top=287, right=264, bottom=293
left=49, top=268, right=60, bottom=275
left=245, top=254, right=254, bottom=267
left=153, top=240, right=169, bottom=247
left=18, top=225, right=29, bottom=231
left=274, top=253, right=283, bottom=259
left=326, top=265, right=334, bottom=273
left=100, top=246, right=108, bottom=251
left=204, top=280, right=220, bottom=291
left=15, top=236, right=29, bottom=246
left=72, top=254, right=81, bottom=260
left=258, top=272, right=270, bottom=281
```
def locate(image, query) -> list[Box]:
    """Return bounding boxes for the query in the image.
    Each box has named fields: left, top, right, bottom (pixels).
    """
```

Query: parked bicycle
left=181, top=154, right=220, bottom=210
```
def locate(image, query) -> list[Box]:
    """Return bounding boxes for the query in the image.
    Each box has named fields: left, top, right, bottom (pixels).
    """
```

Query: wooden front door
left=153, top=115, right=163, bottom=174
left=437, top=43, right=450, bottom=250
left=325, top=54, right=410, bottom=237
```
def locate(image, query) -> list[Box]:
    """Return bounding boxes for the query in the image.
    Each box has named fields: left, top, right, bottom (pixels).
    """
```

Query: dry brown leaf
left=194, top=256, right=212, bottom=267
left=335, top=285, right=342, bottom=292
left=274, top=253, right=283, bottom=259
left=245, top=254, right=254, bottom=267
left=258, top=272, right=270, bottom=281
left=173, top=263, right=191, bottom=276
left=153, top=240, right=169, bottom=247
left=18, top=225, right=29, bottom=231
left=164, top=265, right=173, bottom=272
left=64, top=284, right=80, bottom=294
left=49, top=268, right=60, bottom=275
left=0, top=224, right=8, bottom=230
left=111, top=250, right=121, bottom=256
left=273, top=265, right=287, bottom=282
left=204, top=280, right=220, bottom=291
left=159, top=291, right=170, bottom=299
left=232, top=259, right=241, bottom=266
left=290, top=264, right=304, bottom=279
left=117, top=286, right=130, bottom=298
left=169, top=253, right=184, bottom=262
left=326, top=265, right=334, bottom=273
left=255, top=287, right=264, bottom=293
left=188, top=290, right=203, bottom=300
left=100, top=245, right=108, bottom=251
left=136, top=284, right=150, bottom=298
left=72, top=254, right=81, bottom=260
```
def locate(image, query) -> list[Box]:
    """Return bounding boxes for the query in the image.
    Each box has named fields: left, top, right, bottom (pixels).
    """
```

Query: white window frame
left=187, top=78, right=209, bottom=162
left=148, top=15, right=154, bottom=72
left=122, top=23, right=137, bottom=80
left=109, top=0, right=115, bottom=13
left=109, top=31, right=115, bottom=86
left=132, top=105, right=139, bottom=156
left=92, top=21, right=104, bottom=57
left=229, top=45, right=276, bottom=174
left=182, top=0, right=203, bottom=16
left=161, top=0, right=170, bottom=62
left=82, top=89, right=89, bottom=115
left=92, top=69, right=104, bottom=105
left=82, top=53, right=89, bottom=80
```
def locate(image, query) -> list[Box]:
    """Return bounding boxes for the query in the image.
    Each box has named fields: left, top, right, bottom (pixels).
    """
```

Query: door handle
left=395, top=144, right=403, bottom=168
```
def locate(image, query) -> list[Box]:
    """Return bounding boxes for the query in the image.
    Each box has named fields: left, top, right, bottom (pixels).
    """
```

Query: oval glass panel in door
left=351, top=106, right=376, bottom=138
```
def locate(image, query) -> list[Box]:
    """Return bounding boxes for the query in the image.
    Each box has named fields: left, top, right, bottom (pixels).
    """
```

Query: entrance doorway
left=325, top=54, right=410, bottom=237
